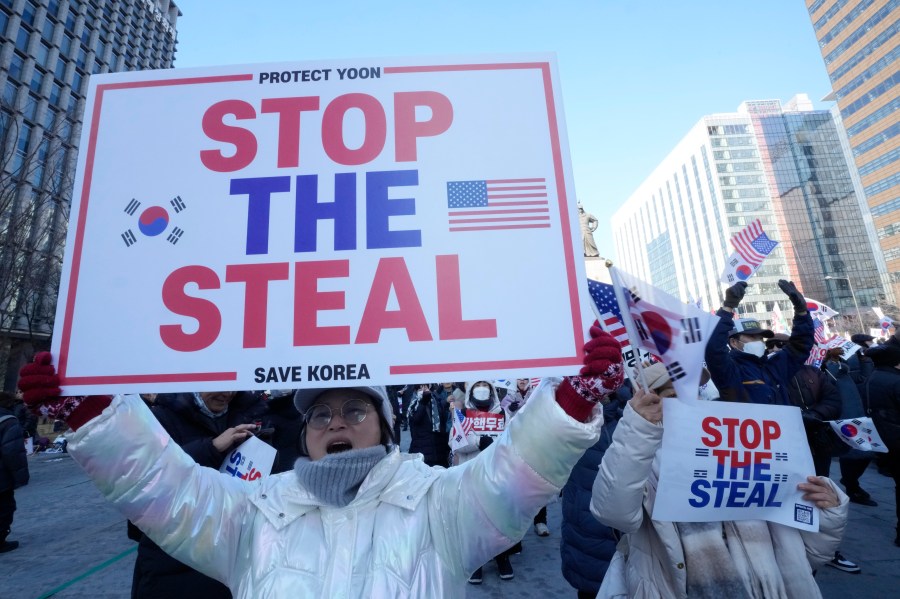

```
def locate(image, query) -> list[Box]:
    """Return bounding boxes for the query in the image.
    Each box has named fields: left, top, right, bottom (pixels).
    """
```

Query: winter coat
left=503, top=384, right=534, bottom=416
left=12, top=401, right=37, bottom=438
left=705, top=308, right=814, bottom=405
left=0, top=407, right=29, bottom=493
left=788, top=365, right=842, bottom=421
left=560, top=392, right=629, bottom=594
left=258, top=394, right=303, bottom=475
left=67, top=380, right=602, bottom=598
left=859, top=365, right=900, bottom=451
left=591, top=402, right=848, bottom=599
left=151, top=392, right=268, bottom=468
left=822, top=359, right=865, bottom=418
left=453, top=381, right=507, bottom=465
left=846, top=351, right=874, bottom=385
left=407, top=391, right=451, bottom=467
left=132, top=392, right=266, bottom=599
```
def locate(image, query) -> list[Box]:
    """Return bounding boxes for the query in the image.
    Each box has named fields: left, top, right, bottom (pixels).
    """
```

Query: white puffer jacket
left=591, top=402, right=849, bottom=599
left=68, top=379, right=600, bottom=598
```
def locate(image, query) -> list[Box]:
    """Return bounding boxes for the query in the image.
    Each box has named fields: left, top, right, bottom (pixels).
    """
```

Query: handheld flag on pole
left=806, top=299, right=839, bottom=320
left=609, top=266, right=720, bottom=401
left=719, top=219, right=779, bottom=284
left=770, top=303, right=789, bottom=334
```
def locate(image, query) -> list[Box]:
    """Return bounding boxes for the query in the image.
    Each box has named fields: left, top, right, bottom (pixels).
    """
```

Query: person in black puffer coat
left=784, top=364, right=842, bottom=477
left=0, top=392, right=29, bottom=554
left=131, top=391, right=266, bottom=599
left=407, top=385, right=450, bottom=467
left=858, top=344, right=900, bottom=545
left=560, top=383, right=631, bottom=598
left=258, top=390, right=303, bottom=474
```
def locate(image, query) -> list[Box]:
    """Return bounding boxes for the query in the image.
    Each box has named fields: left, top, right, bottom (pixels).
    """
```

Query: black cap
left=728, top=318, right=774, bottom=339
left=866, top=344, right=900, bottom=367
left=850, top=334, right=875, bottom=346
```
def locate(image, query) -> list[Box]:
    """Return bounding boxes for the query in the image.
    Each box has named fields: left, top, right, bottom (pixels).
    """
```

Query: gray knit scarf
left=294, top=445, right=388, bottom=507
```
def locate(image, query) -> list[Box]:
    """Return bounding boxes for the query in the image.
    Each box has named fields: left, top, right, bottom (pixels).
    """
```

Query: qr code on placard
left=794, top=504, right=814, bottom=525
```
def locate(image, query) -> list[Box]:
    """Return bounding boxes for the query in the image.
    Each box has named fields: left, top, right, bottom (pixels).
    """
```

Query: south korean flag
left=610, top=266, right=720, bottom=401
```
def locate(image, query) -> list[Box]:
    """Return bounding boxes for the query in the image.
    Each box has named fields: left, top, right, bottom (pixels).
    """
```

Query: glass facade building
left=613, top=96, right=887, bottom=329
left=0, top=0, right=179, bottom=384
left=806, top=0, right=900, bottom=307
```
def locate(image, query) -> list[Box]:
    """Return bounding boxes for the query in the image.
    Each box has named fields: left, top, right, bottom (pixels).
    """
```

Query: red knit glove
left=556, top=323, right=624, bottom=422
left=18, top=352, right=62, bottom=407
left=18, top=352, right=111, bottom=430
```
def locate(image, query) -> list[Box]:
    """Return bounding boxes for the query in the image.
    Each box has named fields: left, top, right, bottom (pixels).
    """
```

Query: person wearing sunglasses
left=16, top=323, right=624, bottom=598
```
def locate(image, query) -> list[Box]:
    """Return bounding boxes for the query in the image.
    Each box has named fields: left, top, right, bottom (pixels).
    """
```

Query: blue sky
left=173, top=1, right=834, bottom=259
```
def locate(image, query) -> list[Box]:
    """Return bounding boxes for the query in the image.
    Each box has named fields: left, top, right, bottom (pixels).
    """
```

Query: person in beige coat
left=591, top=363, right=849, bottom=599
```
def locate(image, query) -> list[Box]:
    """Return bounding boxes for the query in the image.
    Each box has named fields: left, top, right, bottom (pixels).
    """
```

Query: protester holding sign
left=705, top=280, right=814, bottom=405
left=16, top=324, right=624, bottom=598
left=449, top=380, right=519, bottom=583
left=129, top=391, right=265, bottom=598
left=590, top=363, right=848, bottom=599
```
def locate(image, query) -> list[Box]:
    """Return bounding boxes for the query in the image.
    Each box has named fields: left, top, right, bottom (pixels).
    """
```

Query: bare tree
left=0, top=101, right=75, bottom=387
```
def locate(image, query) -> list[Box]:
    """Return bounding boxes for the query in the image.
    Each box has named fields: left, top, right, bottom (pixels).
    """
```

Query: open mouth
left=326, top=441, right=353, bottom=454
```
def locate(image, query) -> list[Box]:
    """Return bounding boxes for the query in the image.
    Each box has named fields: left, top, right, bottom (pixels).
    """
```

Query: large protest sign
left=53, top=55, right=593, bottom=394
left=654, top=398, right=819, bottom=532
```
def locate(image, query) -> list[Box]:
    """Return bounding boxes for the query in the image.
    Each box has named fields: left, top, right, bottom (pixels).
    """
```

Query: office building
left=613, top=95, right=886, bottom=328
left=806, top=0, right=900, bottom=306
left=0, top=0, right=180, bottom=385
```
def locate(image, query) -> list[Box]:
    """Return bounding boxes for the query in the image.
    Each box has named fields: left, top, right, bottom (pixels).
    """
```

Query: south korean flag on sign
left=610, top=266, right=721, bottom=401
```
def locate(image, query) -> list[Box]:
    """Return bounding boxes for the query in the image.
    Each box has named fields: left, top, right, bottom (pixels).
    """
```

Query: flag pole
left=606, top=261, right=650, bottom=390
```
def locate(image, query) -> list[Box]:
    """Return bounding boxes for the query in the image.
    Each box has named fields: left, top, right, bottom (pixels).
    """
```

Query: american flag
left=446, top=178, right=551, bottom=232
left=730, top=219, right=778, bottom=266
left=587, top=278, right=629, bottom=348
left=813, top=317, right=829, bottom=345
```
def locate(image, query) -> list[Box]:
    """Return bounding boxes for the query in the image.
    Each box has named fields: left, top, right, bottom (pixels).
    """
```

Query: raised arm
left=18, top=354, right=250, bottom=586
left=428, top=325, right=625, bottom=577
left=590, top=391, right=662, bottom=533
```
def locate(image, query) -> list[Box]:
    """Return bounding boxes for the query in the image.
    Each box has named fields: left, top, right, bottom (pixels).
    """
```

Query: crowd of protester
left=2, top=277, right=900, bottom=598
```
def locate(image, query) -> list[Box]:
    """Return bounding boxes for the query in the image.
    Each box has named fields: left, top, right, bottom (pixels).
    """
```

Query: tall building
left=612, top=95, right=887, bottom=329
left=806, top=0, right=900, bottom=307
left=0, top=0, right=179, bottom=385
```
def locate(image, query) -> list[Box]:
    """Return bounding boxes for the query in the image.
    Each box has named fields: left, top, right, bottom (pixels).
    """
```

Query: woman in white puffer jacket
left=17, top=325, right=627, bottom=598
left=591, top=363, right=849, bottom=599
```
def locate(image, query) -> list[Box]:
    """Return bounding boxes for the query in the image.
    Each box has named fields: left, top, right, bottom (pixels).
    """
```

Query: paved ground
left=2, top=434, right=899, bottom=598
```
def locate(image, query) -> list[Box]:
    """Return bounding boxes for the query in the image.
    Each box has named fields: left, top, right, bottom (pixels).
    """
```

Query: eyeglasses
left=305, top=399, right=371, bottom=430
left=771, top=341, right=786, bottom=349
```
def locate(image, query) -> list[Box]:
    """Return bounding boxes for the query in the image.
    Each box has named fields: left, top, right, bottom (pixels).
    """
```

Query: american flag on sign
left=446, top=178, right=551, bottom=232
left=730, top=219, right=779, bottom=267
left=588, top=278, right=629, bottom=348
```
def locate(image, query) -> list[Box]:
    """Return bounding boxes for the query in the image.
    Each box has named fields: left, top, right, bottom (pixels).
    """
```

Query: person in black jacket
left=406, top=384, right=450, bottom=467
left=769, top=341, right=858, bottom=573
left=259, top=390, right=303, bottom=474
left=859, top=344, right=900, bottom=546
left=0, top=391, right=29, bottom=554
left=560, top=383, right=630, bottom=598
left=130, top=391, right=265, bottom=599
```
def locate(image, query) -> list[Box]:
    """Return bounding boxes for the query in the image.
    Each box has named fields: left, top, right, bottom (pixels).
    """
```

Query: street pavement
left=2, top=432, right=899, bottom=598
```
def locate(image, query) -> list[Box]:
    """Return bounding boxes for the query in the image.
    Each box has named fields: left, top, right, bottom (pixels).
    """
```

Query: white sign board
left=653, top=398, right=819, bottom=531
left=53, top=55, right=591, bottom=394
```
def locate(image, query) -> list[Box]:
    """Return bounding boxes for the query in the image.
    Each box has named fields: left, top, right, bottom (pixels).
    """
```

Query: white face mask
left=472, top=387, right=491, bottom=401
left=742, top=340, right=767, bottom=358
